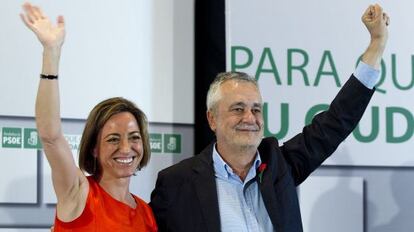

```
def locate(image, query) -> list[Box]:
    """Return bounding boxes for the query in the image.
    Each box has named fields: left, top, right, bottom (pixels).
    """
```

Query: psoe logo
left=2, top=127, right=22, bottom=148
left=24, top=128, right=42, bottom=149
left=150, top=133, right=162, bottom=153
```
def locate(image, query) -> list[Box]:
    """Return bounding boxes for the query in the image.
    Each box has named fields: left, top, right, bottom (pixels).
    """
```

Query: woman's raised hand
left=20, top=2, right=65, bottom=49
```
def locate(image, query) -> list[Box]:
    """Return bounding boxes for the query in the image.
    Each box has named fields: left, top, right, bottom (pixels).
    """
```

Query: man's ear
left=207, top=110, right=216, bottom=132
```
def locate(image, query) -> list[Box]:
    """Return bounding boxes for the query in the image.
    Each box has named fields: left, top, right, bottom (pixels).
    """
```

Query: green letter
left=353, top=107, right=379, bottom=142
left=314, top=51, right=341, bottom=87
left=287, top=48, right=310, bottom=86
left=263, top=102, right=289, bottom=139
left=391, top=54, right=414, bottom=90
left=386, top=107, right=414, bottom=143
left=231, top=46, right=253, bottom=71
left=256, top=48, right=281, bottom=85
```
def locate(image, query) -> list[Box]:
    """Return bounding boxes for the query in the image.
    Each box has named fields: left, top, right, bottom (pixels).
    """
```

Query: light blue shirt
left=213, top=145, right=274, bottom=232
left=211, top=62, right=378, bottom=232
left=354, top=61, right=380, bottom=89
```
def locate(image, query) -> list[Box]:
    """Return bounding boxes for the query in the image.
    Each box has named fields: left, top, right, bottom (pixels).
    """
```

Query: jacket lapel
left=258, top=138, right=283, bottom=231
left=192, top=143, right=221, bottom=232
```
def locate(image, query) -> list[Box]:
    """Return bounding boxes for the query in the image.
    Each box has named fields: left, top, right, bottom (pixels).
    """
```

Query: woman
left=20, top=3, right=157, bottom=231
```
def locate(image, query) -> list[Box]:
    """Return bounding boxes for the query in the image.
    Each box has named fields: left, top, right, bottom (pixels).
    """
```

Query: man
left=150, top=4, right=389, bottom=232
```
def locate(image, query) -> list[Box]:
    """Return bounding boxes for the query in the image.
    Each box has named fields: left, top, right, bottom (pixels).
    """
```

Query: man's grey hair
left=206, top=71, right=259, bottom=114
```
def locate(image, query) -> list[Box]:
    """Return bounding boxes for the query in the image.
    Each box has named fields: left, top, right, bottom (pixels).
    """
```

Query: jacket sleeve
left=281, top=75, right=375, bottom=185
left=149, top=171, right=170, bottom=231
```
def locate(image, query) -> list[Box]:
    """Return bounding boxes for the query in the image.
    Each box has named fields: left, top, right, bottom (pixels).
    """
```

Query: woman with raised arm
left=21, top=3, right=157, bottom=231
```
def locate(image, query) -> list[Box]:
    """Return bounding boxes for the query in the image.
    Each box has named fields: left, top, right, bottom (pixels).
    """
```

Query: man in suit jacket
left=150, top=4, right=389, bottom=232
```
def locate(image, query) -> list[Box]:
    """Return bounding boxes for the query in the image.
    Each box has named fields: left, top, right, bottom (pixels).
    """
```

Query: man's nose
left=242, top=110, right=256, bottom=123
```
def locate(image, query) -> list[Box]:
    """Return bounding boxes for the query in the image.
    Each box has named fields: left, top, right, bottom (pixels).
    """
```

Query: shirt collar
left=212, top=143, right=262, bottom=180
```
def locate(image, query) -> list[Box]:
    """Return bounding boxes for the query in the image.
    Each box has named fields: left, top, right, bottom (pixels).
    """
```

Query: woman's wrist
left=42, top=48, right=61, bottom=75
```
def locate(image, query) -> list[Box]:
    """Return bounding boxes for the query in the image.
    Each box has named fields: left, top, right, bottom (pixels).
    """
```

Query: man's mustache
left=235, top=123, right=261, bottom=131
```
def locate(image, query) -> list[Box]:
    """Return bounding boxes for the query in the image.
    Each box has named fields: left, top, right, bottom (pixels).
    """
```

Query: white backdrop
left=0, top=0, right=193, bottom=124
left=226, top=0, right=414, bottom=166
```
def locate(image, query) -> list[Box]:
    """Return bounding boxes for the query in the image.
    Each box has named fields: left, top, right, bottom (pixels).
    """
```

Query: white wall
left=0, top=0, right=194, bottom=124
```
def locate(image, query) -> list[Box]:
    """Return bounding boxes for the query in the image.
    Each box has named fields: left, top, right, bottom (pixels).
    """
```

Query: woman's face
left=94, top=112, right=143, bottom=180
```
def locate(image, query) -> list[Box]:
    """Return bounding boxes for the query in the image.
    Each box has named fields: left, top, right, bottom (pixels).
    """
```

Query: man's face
left=208, top=80, right=264, bottom=151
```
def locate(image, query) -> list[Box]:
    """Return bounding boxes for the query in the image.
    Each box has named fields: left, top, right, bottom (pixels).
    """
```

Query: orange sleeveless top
left=54, top=176, right=158, bottom=231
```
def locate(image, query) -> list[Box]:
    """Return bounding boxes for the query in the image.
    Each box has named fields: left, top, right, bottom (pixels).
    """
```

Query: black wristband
left=40, top=74, right=58, bottom=80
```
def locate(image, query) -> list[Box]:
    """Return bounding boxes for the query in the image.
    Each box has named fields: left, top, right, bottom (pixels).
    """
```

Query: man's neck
left=216, top=143, right=258, bottom=181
